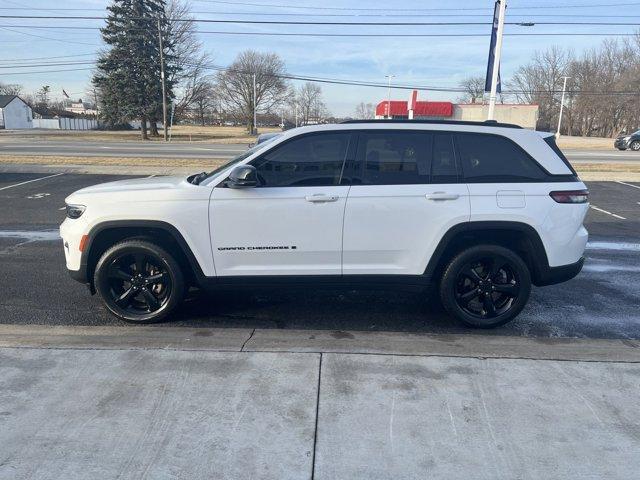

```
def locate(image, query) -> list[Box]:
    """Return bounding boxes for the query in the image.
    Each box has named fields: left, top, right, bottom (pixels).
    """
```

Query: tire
left=631, top=141, right=640, bottom=151
left=94, top=240, right=184, bottom=323
left=439, top=245, right=531, bottom=328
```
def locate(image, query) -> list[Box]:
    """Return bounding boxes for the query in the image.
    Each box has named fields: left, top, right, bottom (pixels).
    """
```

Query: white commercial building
left=0, top=95, right=33, bottom=129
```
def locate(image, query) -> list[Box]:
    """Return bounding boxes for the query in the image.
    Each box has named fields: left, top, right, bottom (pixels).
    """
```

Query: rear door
left=210, top=131, right=353, bottom=276
left=342, top=130, right=470, bottom=276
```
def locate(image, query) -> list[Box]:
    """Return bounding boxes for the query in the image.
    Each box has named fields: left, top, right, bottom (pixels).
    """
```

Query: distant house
left=0, top=95, right=33, bottom=129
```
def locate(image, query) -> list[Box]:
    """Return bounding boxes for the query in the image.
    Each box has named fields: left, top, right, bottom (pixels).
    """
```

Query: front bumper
left=614, top=138, right=630, bottom=149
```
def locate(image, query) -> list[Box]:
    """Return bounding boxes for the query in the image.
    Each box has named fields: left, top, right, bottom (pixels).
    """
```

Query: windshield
left=200, top=142, right=266, bottom=183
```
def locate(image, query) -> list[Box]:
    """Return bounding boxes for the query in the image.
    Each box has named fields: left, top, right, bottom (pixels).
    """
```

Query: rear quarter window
left=455, top=133, right=547, bottom=182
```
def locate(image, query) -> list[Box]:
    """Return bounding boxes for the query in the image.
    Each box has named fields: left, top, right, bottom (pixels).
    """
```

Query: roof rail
left=340, top=119, right=522, bottom=129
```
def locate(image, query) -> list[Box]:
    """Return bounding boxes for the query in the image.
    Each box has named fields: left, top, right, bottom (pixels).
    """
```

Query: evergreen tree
left=93, top=0, right=178, bottom=138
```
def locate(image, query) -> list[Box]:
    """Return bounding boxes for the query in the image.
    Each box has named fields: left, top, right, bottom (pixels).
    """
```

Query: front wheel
left=631, top=140, right=640, bottom=151
left=439, top=245, right=531, bottom=328
left=94, top=240, right=184, bottom=323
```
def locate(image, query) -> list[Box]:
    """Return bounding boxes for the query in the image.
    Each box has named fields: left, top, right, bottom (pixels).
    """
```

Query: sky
left=0, top=0, right=634, bottom=116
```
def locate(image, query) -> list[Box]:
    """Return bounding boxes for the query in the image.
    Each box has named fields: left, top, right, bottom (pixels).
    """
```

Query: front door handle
left=426, top=192, right=460, bottom=201
left=305, top=194, right=339, bottom=203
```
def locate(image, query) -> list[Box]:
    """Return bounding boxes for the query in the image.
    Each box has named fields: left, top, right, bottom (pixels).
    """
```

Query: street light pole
left=556, top=76, right=570, bottom=139
left=487, top=0, right=506, bottom=121
left=385, top=74, right=395, bottom=119
left=252, top=73, right=257, bottom=135
left=157, top=18, right=168, bottom=141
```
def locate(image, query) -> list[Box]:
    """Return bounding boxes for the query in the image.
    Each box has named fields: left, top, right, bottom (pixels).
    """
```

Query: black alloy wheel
left=439, top=245, right=531, bottom=328
left=94, top=240, right=184, bottom=323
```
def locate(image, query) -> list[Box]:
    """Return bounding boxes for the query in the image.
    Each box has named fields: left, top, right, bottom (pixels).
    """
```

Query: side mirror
left=227, top=165, right=259, bottom=188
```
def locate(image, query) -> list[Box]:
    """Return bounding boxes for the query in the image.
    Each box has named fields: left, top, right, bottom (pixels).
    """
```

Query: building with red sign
left=374, top=90, right=538, bottom=129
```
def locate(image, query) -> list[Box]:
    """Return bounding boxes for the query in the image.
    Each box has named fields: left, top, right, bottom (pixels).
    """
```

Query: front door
left=210, top=131, right=353, bottom=276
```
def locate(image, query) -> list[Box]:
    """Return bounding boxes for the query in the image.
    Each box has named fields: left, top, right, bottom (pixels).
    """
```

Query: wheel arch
left=424, top=221, right=550, bottom=286
left=81, top=220, right=206, bottom=291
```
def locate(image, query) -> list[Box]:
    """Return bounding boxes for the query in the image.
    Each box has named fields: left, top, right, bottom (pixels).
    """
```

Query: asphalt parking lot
left=2, top=170, right=640, bottom=480
left=1, top=170, right=639, bottom=340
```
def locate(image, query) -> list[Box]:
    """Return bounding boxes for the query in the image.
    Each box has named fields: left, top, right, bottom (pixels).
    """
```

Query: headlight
left=624, top=136, right=631, bottom=141
left=65, top=204, right=86, bottom=219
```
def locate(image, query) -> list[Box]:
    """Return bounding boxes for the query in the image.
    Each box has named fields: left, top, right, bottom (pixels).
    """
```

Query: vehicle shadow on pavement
left=166, top=288, right=571, bottom=338
left=174, top=288, right=459, bottom=332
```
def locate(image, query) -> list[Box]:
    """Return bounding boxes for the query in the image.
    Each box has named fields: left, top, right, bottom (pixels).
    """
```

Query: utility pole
left=252, top=73, right=257, bottom=135
left=157, top=18, right=168, bottom=141
left=487, top=0, right=506, bottom=121
left=556, top=76, right=570, bottom=139
left=385, top=74, right=395, bottom=119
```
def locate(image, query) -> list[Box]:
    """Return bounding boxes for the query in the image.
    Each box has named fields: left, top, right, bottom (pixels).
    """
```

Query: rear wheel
left=94, top=240, right=184, bottom=323
left=439, top=245, right=531, bottom=328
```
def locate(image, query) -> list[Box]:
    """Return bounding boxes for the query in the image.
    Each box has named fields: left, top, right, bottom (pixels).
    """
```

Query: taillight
left=549, top=189, right=589, bottom=204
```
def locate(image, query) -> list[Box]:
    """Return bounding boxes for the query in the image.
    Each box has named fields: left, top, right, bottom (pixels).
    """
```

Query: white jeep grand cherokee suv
left=60, top=120, right=589, bottom=328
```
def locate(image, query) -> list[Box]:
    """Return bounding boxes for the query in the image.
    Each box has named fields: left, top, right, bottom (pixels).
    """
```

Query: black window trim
left=246, top=130, right=357, bottom=188
left=433, top=131, right=461, bottom=184
left=543, top=135, right=578, bottom=176
left=220, top=128, right=578, bottom=188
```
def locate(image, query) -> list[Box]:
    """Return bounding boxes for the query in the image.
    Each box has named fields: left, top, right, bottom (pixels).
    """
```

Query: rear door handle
left=426, top=192, right=460, bottom=201
left=305, top=194, right=339, bottom=203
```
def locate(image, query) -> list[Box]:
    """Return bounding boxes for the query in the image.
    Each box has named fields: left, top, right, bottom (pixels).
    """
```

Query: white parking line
left=617, top=180, right=640, bottom=190
left=590, top=205, right=626, bottom=220
left=0, top=173, right=64, bottom=191
left=587, top=241, right=640, bottom=251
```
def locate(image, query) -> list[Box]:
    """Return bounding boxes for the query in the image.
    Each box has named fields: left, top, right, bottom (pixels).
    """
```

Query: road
left=0, top=139, right=248, bottom=159
left=1, top=135, right=640, bottom=163
left=0, top=170, right=639, bottom=339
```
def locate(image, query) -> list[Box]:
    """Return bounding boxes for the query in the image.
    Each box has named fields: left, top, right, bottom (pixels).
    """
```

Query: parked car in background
left=614, top=130, right=640, bottom=150
left=253, top=132, right=282, bottom=146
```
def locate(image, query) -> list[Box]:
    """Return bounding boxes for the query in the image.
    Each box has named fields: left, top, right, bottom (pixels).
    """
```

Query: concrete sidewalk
left=1, top=326, right=639, bottom=479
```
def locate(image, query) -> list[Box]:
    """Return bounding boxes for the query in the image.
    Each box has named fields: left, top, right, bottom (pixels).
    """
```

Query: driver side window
left=251, top=132, right=351, bottom=187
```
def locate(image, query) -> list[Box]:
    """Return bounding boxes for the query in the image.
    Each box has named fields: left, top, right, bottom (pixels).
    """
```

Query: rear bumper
left=533, top=256, right=584, bottom=287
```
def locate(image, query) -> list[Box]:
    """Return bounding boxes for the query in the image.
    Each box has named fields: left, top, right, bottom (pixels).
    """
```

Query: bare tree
left=190, top=79, right=217, bottom=125
left=507, top=39, right=640, bottom=136
left=296, top=82, right=326, bottom=125
left=166, top=0, right=215, bottom=124
left=216, top=50, right=288, bottom=133
left=0, top=82, right=22, bottom=96
left=354, top=102, right=375, bottom=119
left=458, top=76, right=485, bottom=103
left=509, top=46, right=573, bottom=131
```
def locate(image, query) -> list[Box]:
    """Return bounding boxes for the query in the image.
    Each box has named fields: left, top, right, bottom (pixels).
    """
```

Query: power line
left=189, top=0, right=640, bottom=11
left=1, top=6, right=639, bottom=18
left=0, top=61, right=94, bottom=69
left=0, top=26, right=99, bottom=46
left=1, top=24, right=638, bottom=39
left=0, top=52, right=96, bottom=62
left=1, top=14, right=640, bottom=27
left=0, top=67, right=94, bottom=75
left=3, top=57, right=640, bottom=97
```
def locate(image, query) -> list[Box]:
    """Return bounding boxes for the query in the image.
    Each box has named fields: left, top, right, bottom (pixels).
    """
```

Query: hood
left=71, top=176, right=189, bottom=196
